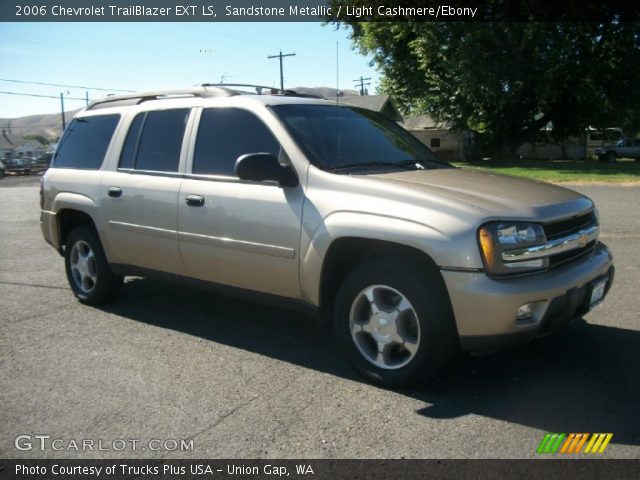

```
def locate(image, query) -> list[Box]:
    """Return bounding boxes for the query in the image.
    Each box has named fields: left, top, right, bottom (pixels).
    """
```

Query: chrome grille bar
left=502, top=225, right=599, bottom=262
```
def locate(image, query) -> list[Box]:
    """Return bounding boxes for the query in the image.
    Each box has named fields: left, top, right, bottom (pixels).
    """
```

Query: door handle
left=108, top=187, right=122, bottom=198
left=185, top=194, right=205, bottom=207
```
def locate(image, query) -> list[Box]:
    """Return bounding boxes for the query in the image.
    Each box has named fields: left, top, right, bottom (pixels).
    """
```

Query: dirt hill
left=0, top=110, right=81, bottom=141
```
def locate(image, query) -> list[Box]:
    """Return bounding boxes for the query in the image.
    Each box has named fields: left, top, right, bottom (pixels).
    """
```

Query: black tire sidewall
left=333, top=259, right=457, bottom=388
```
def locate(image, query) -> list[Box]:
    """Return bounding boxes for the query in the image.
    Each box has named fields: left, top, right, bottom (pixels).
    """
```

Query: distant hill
left=0, top=86, right=362, bottom=141
left=0, top=110, right=81, bottom=141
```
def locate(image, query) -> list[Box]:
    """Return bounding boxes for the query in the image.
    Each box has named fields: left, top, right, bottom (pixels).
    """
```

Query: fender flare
left=299, top=211, right=450, bottom=305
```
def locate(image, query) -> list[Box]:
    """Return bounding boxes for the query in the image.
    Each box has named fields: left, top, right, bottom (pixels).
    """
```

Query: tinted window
left=119, top=113, right=145, bottom=169
left=135, top=109, right=189, bottom=172
left=53, top=115, right=120, bottom=169
left=272, top=105, right=447, bottom=171
left=193, top=108, right=280, bottom=176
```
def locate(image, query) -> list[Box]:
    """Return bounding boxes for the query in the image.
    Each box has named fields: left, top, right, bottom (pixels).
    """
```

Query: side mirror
left=234, top=153, right=298, bottom=187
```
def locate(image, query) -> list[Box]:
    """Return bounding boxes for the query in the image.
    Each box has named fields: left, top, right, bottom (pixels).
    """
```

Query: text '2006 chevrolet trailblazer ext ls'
left=40, top=85, right=614, bottom=387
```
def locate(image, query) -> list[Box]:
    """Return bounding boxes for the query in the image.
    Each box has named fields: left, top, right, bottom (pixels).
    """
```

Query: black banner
left=1, top=0, right=639, bottom=22
left=1, top=460, right=639, bottom=480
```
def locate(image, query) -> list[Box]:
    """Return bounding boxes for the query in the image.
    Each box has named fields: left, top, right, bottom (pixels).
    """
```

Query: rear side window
left=120, top=109, right=189, bottom=172
left=53, top=114, right=120, bottom=169
left=118, top=113, right=144, bottom=169
left=193, top=108, right=280, bottom=176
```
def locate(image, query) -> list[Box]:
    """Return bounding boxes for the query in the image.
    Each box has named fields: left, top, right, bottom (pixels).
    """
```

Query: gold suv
left=40, top=85, right=614, bottom=387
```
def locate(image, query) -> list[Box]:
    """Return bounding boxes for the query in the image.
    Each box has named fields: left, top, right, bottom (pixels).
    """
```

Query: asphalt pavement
left=1, top=175, right=638, bottom=459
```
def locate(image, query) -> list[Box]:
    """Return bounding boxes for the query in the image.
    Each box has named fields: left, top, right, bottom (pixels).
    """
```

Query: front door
left=177, top=107, right=304, bottom=298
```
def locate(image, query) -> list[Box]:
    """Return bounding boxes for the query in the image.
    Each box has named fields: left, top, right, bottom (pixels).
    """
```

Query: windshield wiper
left=327, top=161, right=418, bottom=172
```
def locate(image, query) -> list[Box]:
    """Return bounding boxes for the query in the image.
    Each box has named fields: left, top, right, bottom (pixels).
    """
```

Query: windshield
left=271, top=104, right=451, bottom=172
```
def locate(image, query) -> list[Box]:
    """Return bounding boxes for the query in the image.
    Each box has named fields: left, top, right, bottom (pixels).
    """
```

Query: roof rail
left=87, top=86, right=235, bottom=110
left=201, top=83, right=321, bottom=98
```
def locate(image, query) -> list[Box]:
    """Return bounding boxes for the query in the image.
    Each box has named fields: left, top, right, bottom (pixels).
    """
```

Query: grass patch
left=453, top=158, right=640, bottom=183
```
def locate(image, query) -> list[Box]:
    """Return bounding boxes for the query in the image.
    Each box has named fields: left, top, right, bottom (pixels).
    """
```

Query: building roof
left=15, top=139, right=45, bottom=149
left=403, top=114, right=452, bottom=130
left=341, top=95, right=403, bottom=122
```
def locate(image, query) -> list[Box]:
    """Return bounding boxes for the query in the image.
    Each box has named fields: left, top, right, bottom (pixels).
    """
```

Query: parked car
left=0, top=159, right=5, bottom=179
left=40, top=85, right=614, bottom=387
left=28, top=154, right=52, bottom=173
left=3, top=158, right=31, bottom=175
left=595, top=138, right=640, bottom=162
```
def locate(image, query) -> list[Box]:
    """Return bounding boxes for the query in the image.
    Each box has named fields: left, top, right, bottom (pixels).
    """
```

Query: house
left=289, top=87, right=404, bottom=122
left=13, top=139, right=45, bottom=158
left=341, top=95, right=404, bottom=122
left=402, top=115, right=471, bottom=161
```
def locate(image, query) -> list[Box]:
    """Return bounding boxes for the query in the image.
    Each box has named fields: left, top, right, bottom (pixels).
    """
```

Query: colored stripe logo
left=537, top=433, right=613, bottom=454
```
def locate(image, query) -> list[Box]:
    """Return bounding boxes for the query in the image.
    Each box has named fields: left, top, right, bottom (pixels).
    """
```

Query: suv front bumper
left=441, top=242, right=614, bottom=352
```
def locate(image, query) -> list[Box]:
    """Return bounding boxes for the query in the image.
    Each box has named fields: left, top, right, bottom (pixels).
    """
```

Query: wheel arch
left=50, top=193, right=100, bottom=250
left=316, top=237, right=449, bottom=322
left=56, top=209, right=98, bottom=251
left=299, top=212, right=450, bottom=312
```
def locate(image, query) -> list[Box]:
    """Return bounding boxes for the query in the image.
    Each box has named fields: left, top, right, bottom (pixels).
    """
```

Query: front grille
left=543, top=211, right=598, bottom=267
left=543, top=211, right=596, bottom=240
left=548, top=240, right=597, bottom=267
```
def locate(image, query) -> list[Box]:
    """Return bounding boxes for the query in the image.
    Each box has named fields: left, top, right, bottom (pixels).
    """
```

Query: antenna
left=336, top=41, right=341, bottom=158
left=336, top=41, right=339, bottom=105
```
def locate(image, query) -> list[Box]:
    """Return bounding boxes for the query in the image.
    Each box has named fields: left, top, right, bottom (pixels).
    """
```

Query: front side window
left=193, top=108, right=280, bottom=176
left=53, top=114, right=120, bottom=169
left=120, top=109, right=189, bottom=172
left=271, top=104, right=449, bottom=172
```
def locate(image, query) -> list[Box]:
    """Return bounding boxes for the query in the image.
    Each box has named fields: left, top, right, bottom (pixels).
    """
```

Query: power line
left=0, top=91, right=87, bottom=101
left=0, top=78, right=133, bottom=93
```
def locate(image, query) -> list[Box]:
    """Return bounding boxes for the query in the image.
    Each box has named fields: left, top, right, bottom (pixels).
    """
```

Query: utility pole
left=60, top=93, right=66, bottom=131
left=85, top=91, right=89, bottom=107
left=268, top=50, right=296, bottom=91
left=354, top=76, right=371, bottom=96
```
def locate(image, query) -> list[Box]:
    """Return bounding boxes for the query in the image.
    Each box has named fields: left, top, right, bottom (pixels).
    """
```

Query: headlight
left=478, top=222, right=547, bottom=275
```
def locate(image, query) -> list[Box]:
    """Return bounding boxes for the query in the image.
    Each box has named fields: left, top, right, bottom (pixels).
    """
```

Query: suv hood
left=367, top=167, right=593, bottom=220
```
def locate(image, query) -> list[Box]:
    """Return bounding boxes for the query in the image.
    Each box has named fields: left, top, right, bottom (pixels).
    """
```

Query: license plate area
left=589, top=276, right=609, bottom=308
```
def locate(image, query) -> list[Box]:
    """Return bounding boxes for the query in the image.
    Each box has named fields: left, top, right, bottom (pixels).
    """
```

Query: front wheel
left=333, top=258, right=458, bottom=388
left=64, top=226, right=123, bottom=305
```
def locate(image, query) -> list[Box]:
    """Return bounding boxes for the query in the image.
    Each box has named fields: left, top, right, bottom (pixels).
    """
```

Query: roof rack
left=201, top=83, right=321, bottom=98
left=87, top=86, right=235, bottom=110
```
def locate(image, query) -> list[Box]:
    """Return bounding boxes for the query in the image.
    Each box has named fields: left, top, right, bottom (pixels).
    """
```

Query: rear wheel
left=64, top=226, right=123, bottom=304
left=333, top=258, right=458, bottom=387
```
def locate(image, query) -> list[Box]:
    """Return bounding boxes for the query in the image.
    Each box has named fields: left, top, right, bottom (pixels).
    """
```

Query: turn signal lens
left=478, top=227, right=495, bottom=269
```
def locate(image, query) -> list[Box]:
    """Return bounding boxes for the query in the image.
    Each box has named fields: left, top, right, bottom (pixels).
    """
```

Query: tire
left=333, top=257, right=458, bottom=388
left=64, top=226, right=123, bottom=305
left=605, top=151, right=617, bottom=163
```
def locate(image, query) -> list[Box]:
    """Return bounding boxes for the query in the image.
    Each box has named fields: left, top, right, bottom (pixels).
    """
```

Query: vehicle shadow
left=101, top=277, right=639, bottom=447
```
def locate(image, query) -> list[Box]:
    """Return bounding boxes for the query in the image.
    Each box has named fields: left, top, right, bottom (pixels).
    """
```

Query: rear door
left=177, top=107, right=304, bottom=298
left=101, top=108, right=194, bottom=275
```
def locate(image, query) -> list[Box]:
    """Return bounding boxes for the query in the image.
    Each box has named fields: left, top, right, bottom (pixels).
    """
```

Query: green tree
left=23, top=134, right=53, bottom=145
left=334, top=17, right=640, bottom=157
